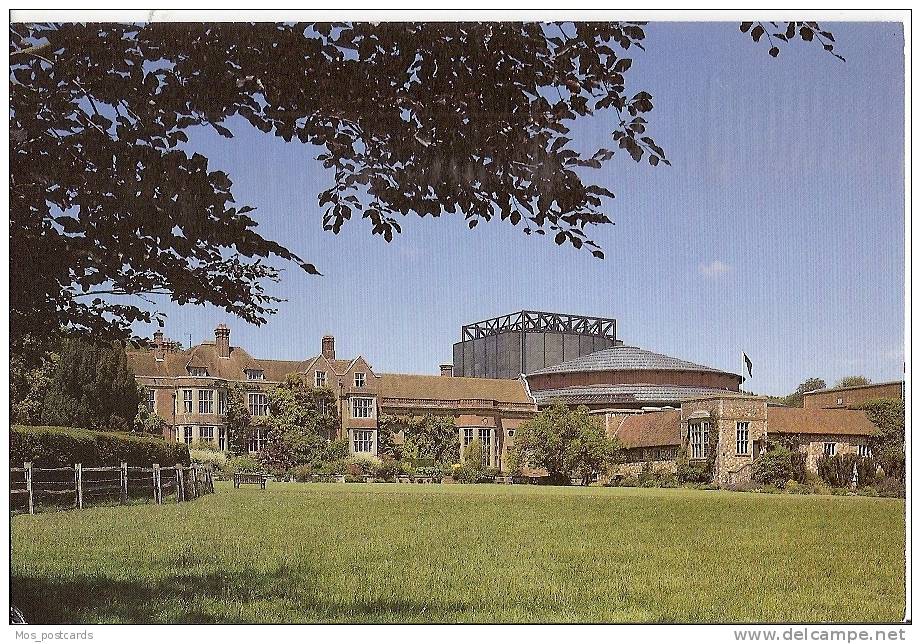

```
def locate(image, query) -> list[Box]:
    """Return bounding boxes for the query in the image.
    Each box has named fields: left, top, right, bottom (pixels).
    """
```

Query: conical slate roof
left=527, top=345, right=733, bottom=376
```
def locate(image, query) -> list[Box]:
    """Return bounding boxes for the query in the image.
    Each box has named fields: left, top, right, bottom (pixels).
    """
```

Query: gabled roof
left=767, top=408, right=880, bottom=436
left=613, top=410, right=682, bottom=449
left=527, top=345, right=737, bottom=376
left=378, top=373, right=534, bottom=404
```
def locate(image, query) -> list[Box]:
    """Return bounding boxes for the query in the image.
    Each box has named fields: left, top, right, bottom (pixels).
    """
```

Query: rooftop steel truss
left=461, top=310, right=617, bottom=342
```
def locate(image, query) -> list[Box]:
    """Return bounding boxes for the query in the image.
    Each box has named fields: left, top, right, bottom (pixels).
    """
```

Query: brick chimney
left=322, top=335, right=336, bottom=360
left=215, top=324, right=231, bottom=359
left=153, top=330, right=166, bottom=362
left=440, top=363, right=454, bottom=377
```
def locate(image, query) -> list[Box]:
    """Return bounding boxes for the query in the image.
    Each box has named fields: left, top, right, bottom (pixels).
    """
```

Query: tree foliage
left=396, top=414, right=459, bottom=465
left=775, top=377, right=827, bottom=408
left=33, top=337, right=139, bottom=431
left=511, top=402, right=619, bottom=482
left=259, top=374, right=339, bottom=473
left=134, top=385, right=166, bottom=435
left=836, top=375, right=872, bottom=388
left=223, top=382, right=252, bottom=456
left=9, top=21, right=841, bottom=363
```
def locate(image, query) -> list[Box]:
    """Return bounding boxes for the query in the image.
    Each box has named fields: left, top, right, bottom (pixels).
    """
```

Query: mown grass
left=11, top=482, right=905, bottom=624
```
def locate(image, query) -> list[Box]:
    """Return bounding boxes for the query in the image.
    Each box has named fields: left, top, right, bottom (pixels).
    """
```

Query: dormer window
left=315, top=371, right=327, bottom=387
left=188, top=367, right=208, bottom=377
left=354, top=372, right=366, bottom=388
left=245, top=369, right=265, bottom=381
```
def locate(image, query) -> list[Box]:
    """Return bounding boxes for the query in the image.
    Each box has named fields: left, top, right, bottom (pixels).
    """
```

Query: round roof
left=527, top=345, right=737, bottom=377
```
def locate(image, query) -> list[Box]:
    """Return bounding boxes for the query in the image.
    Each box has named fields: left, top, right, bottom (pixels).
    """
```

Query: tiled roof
left=613, top=410, right=682, bottom=448
left=531, top=384, right=733, bottom=405
left=803, top=380, right=904, bottom=395
left=128, top=343, right=344, bottom=383
left=527, top=345, right=736, bottom=376
left=378, top=373, right=534, bottom=404
left=767, top=408, right=880, bottom=436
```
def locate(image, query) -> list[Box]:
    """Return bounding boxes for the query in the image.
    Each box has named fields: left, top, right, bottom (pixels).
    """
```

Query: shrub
left=453, top=464, right=480, bottom=484
left=856, top=456, right=879, bottom=487
left=676, top=450, right=711, bottom=484
left=375, top=457, right=400, bottom=480
left=347, top=453, right=382, bottom=476
left=877, top=448, right=905, bottom=482
left=323, top=438, right=350, bottom=462
left=11, top=425, right=190, bottom=468
left=857, top=485, right=879, bottom=497
left=216, top=455, right=262, bottom=479
left=189, top=448, right=227, bottom=467
left=291, top=464, right=313, bottom=482
left=784, top=479, right=810, bottom=494
left=817, top=454, right=859, bottom=488
left=319, top=459, right=347, bottom=476
left=875, top=477, right=905, bottom=498
left=752, top=445, right=794, bottom=486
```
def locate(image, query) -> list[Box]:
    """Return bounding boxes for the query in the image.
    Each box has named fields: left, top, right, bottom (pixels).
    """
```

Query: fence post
left=153, top=463, right=161, bottom=504
left=75, top=462, right=83, bottom=509
left=120, top=462, right=128, bottom=505
left=25, top=462, right=34, bottom=515
left=190, top=464, right=198, bottom=499
left=176, top=463, right=184, bottom=502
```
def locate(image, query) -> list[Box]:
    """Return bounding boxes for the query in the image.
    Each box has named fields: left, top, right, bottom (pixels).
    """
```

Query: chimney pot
left=322, top=335, right=336, bottom=360
left=440, top=363, right=454, bottom=377
left=215, top=324, right=231, bottom=359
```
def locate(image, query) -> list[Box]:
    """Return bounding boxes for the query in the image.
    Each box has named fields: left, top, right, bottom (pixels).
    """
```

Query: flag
left=743, top=352, right=753, bottom=378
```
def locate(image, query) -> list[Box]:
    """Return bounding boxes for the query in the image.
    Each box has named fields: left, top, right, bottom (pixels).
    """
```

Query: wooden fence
left=10, top=462, right=214, bottom=514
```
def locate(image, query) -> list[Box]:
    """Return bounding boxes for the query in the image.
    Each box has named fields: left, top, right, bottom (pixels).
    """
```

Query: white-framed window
left=198, top=389, right=214, bottom=414
left=463, top=428, right=474, bottom=446
left=353, top=429, right=373, bottom=453
left=245, top=369, right=265, bottom=381
left=218, top=390, right=227, bottom=415
left=857, top=444, right=872, bottom=458
left=689, top=421, right=711, bottom=459
left=199, top=426, right=215, bottom=444
left=182, top=389, right=194, bottom=414
left=354, top=372, right=366, bottom=388
left=478, top=428, right=492, bottom=467
left=351, top=397, right=374, bottom=418
left=823, top=442, right=837, bottom=456
left=248, top=427, right=266, bottom=453
left=736, top=422, right=750, bottom=455
left=248, top=392, right=268, bottom=417
left=145, top=388, right=156, bottom=412
left=183, top=426, right=193, bottom=445
left=315, top=370, right=327, bottom=387
left=218, top=427, right=227, bottom=451
left=317, top=398, right=329, bottom=416
left=188, top=367, right=208, bottom=377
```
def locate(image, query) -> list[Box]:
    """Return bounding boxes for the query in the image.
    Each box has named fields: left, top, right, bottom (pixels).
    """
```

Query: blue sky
left=132, top=21, right=905, bottom=396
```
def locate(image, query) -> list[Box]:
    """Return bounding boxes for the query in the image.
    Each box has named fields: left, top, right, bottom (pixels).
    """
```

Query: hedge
left=11, top=425, right=191, bottom=468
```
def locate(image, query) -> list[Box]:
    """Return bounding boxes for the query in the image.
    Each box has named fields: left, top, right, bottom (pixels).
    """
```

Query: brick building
left=603, top=394, right=879, bottom=486
left=127, top=325, right=535, bottom=462
left=802, top=381, right=905, bottom=409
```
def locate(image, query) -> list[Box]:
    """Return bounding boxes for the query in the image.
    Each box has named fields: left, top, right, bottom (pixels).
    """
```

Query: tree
left=223, top=383, right=252, bottom=456
left=9, top=21, right=842, bottom=364
left=511, top=402, right=619, bottom=483
left=11, top=338, right=59, bottom=425
left=836, top=375, right=872, bottom=388
left=38, top=337, right=139, bottom=431
left=259, top=374, right=339, bottom=473
left=401, top=414, right=459, bottom=465
left=134, top=385, right=166, bottom=435
left=781, top=377, right=827, bottom=408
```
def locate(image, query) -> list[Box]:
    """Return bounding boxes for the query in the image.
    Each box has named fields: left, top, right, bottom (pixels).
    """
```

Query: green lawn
left=11, top=482, right=905, bottom=623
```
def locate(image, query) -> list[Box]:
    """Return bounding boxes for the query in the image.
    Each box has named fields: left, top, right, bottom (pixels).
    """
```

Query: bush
left=291, top=464, right=313, bottom=482
left=323, top=438, right=350, bottom=462
left=11, top=425, right=190, bottom=468
left=857, top=485, right=879, bottom=497
left=784, top=479, right=810, bottom=494
left=216, top=455, right=262, bottom=479
left=189, top=447, right=227, bottom=467
left=875, top=477, right=905, bottom=498
left=375, top=457, right=400, bottom=480
left=319, top=459, right=347, bottom=476
left=676, top=451, right=711, bottom=484
left=817, top=453, right=859, bottom=488
left=752, top=445, right=794, bottom=486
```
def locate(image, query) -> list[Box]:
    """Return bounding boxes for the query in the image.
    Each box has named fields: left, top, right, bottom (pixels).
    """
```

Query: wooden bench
left=233, top=472, right=268, bottom=489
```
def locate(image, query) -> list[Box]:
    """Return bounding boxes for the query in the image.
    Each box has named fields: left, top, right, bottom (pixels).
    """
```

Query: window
left=218, top=390, right=227, bottom=415
left=478, top=428, right=492, bottom=467
left=858, top=444, right=872, bottom=458
left=182, top=389, right=194, bottom=414
left=351, top=397, right=374, bottom=418
left=317, top=398, right=329, bottom=416
left=199, top=426, right=215, bottom=444
left=245, top=369, right=265, bottom=381
left=248, top=427, right=266, bottom=453
left=145, top=388, right=155, bottom=411
left=354, top=372, right=366, bottom=388
left=353, top=429, right=374, bottom=453
left=823, top=442, right=837, bottom=456
left=315, top=370, right=327, bottom=387
left=248, top=393, right=268, bottom=417
left=736, top=422, right=750, bottom=455
left=689, top=421, right=711, bottom=459
left=218, top=427, right=227, bottom=451
left=183, top=426, right=193, bottom=445
left=188, top=367, right=208, bottom=377
left=836, top=397, right=844, bottom=405
left=463, top=428, right=474, bottom=447
left=198, top=389, right=214, bottom=414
